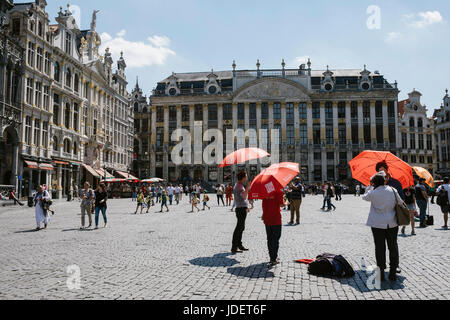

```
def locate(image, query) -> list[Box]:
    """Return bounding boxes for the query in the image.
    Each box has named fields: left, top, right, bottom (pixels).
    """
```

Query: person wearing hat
left=415, top=177, right=429, bottom=228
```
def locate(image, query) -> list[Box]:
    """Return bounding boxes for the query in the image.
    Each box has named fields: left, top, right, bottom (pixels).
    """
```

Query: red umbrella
left=349, top=150, right=413, bottom=189
left=219, top=148, right=270, bottom=168
left=248, top=162, right=300, bottom=200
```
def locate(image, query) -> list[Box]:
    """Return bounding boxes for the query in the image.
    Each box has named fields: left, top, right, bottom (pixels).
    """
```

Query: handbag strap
left=389, top=186, right=400, bottom=205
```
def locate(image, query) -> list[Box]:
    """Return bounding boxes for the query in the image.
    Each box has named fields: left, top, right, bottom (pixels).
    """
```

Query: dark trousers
left=416, top=199, right=427, bottom=225
left=217, top=194, right=225, bottom=206
left=265, top=225, right=282, bottom=262
left=232, top=208, right=247, bottom=249
left=371, top=227, right=399, bottom=271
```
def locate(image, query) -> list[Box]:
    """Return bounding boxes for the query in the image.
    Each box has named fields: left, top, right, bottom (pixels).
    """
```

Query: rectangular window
left=273, top=103, right=281, bottom=120
left=352, top=125, right=359, bottom=144
left=410, top=134, right=416, bottom=149
left=261, top=103, right=268, bottom=120
left=238, top=103, right=245, bottom=119
left=195, top=105, right=203, bottom=121
left=53, top=94, right=60, bottom=125
left=157, top=106, right=164, bottom=122
left=388, top=101, right=395, bottom=118
left=364, top=124, right=371, bottom=144
left=25, top=116, right=32, bottom=145
left=338, top=102, right=346, bottom=119
left=351, top=101, right=358, bottom=119
left=43, top=86, right=50, bottom=111
left=363, top=101, right=371, bottom=119
left=402, top=133, right=407, bottom=149
left=208, top=104, right=218, bottom=121
left=326, top=127, right=334, bottom=145
left=299, top=103, right=307, bottom=119
left=418, top=134, right=424, bottom=150
left=65, top=32, right=72, bottom=55
left=36, top=47, right=43, bottom=71
left=44, top=52, right=51, bottom=75
left=169, top=106, right=177, bottom=120
left=411, top=155, right=417, bottom=163
left=300, top=125, right=307, bottom=145
left=27, top=42, right=35, bottom=67
left=26, top=78, right=33, bottom=105
left=314, top=152, right=321, bottom=161
left=312, top=102, right=320, bottom=119
left=249, top=103, right=257, bottom=120
left=286, top=103, right=294, bottom=120
left=325, top=102, right=333, bottom=120
left=74, top=104, right=79, bottom=131
left=375, top=101, right=383, bottom=118
left=42, top=121, right=48, bottom=148
left=376, top=124, right=383, bottom=143
left=34, top=119, right=40, bottom=146
left=338, top=125, right=346, bottom=144
left=182, top=105, right=190, bottom=122
left=313, top=125, right=321, bottom=145
left=389, top=124, right=396, bottom=144
left=427, top=135, right=432, bottom=150
left=34, top=82, right=42, bottom=108
left=286, top=126, right=295, bottom=145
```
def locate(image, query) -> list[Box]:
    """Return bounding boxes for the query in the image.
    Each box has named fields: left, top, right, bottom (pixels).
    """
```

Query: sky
left=37, top=0, right=450, bottom=116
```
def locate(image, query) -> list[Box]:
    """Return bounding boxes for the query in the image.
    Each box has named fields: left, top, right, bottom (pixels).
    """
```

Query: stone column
left=150, top=106, right=157, bottom=178
left=203, top=104, right=209, bottom=181
left=370, top=100, right=376, bottom=145
left=294, top=102, right=300, bottom=164
left=358, top=101, right=364, bottom=144
left=256, top=102, right=262, bottom=172
left=281, top=102, right=287, bottom=162
left=382, top=100, right=389, bottom=144
left=217, top=103, right=224, bottom=184
left=232, top=103, right=238, bottom=184
left=333, top=101, right=339, bottom=181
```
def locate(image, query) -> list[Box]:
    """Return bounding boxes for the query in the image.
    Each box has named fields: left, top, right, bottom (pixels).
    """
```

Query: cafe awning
left=24, top=161, right=38, bottom=169
left=116, top=171, right=139, bottom=180
left=82, top=164, right=101, bottom=178
left=96, top=168, right=114, bottom=179
left=39, top=163, right=54, bottom=171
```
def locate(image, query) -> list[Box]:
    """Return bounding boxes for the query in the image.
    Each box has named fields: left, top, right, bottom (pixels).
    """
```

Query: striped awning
left=116, top=171, right=139, bottom=180
left=54, top=160, right=70, bottom=165
left=96, top=168, right=114, bottom=179
left=82, top=164, right=101, bottom=178
left=39, top=163, right=54, bottom=171
left=24, top=161, right=38, bottom=169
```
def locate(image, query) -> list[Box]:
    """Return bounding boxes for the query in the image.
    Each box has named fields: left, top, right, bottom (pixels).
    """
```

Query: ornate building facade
left=147, top=60, right=400, bottom=184
left=0, top=0, right=24, bottom=190
left=7, top=1, right=133, bottom=198
left=434, top=89, right=450, bottom=178
left=398, top=89, right=436, bottom=176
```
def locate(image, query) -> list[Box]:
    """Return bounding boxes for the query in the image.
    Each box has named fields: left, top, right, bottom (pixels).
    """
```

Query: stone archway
left=0, top=126, right=20, bottom=186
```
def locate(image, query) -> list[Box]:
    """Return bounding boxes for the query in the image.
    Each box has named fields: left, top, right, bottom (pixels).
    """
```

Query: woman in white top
left=34, top=185, right=51, bottom=231
left=362, top=172, right=402, bottom=282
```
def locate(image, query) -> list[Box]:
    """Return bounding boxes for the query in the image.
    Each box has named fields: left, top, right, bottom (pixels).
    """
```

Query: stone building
left=434, top=89, right=450, bottom=178
left=398, top=89, right=436, bottom=175
left=131, top=78, right=151, bottom=179
left=147, top=60, right=400, bottom=185
left=7, top=1, right=133, bottom=198
left=0, top=0, right=24, bottom=191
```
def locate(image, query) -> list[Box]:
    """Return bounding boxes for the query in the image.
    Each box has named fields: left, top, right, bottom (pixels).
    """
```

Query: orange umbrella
left=219, top=148, right=270, bottom=168
left=349, top=150, right=414, bottom=189
left=413, top=167, right=434, bottom=188
left=248, top=162, right=300, bottom=200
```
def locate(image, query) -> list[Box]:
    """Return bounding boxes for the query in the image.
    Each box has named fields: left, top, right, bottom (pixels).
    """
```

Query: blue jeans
left=95, top=206, right=107, bottom=226
left=169, top=195, right=173, bottom=205
left=416, top=199, right=427, bottom=225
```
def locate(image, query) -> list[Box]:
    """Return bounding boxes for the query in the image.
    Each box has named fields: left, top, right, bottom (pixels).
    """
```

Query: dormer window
left=208, top=86, right=217, bottom=94
left=169, top=88, right=177, bottom=96
left=324, top=82, right=333, bottom=92
left=361, top=82, right=370, bottom=91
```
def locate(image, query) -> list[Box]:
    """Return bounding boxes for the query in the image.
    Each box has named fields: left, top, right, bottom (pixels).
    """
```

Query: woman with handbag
left=94, top=183, right=108, bottom=229
left=34, top=185, right=51, bottom=231
left=362, top=172, right=403, bottom=282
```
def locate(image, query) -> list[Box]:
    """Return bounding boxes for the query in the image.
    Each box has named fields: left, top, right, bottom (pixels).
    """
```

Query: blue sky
left=41, top=0, right=449, bottom=116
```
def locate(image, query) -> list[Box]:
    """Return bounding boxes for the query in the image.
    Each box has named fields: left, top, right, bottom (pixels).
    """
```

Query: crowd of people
left=18, top=159, right=449, bottom=283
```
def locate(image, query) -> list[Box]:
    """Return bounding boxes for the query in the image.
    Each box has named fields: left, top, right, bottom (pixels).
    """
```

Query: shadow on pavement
left=189, top=252, right=240, bottom=268
left=227, top=263, right=274, bottom=279
left=14, top=229, right=40, bottom=233
left=62, top=228, right=94, bottom=232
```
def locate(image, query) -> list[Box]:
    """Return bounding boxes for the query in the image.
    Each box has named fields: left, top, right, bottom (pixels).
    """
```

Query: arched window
left=418, top=118, right=423, bottom=128
left=54, top=61, right=60, bottom=82
left=64, top=138, right=71, bottom=153
left=53, top=136, right=58, bottom=151
left=409, top=118, right=415, bottom=128
left=134, top=102, right=139, bottom=112
left=65, top=67, right=72, bottom=87
left=73, top=142, right=78, bottom=155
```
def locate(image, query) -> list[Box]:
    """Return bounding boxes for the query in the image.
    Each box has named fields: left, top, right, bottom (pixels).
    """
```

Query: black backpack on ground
left=308, top=253, right=355, bottom=278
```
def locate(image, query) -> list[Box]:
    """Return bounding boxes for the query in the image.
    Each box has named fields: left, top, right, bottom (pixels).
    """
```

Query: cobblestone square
left=0, top=195, right=449, bottom=300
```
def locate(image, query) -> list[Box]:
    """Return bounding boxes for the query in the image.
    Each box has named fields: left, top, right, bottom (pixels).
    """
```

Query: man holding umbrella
left=231, top=171, right=251, bottom=254
left=262, top=187, right=285, bottom=267
left=376, top=161, right=406, bottom=201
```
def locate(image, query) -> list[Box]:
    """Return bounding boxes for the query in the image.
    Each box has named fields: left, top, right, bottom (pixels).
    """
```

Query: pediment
left=233, top=78, right=310, bottom=102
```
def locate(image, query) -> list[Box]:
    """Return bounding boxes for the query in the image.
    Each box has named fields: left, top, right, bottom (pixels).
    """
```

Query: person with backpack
left=79, top=182, right=95, bottom=229
left=362, top=172, right=402, bottom=282
left=415, top=178, right=429, bottom=228
left=436, top=177, right=450, bottom=230
left=402, top=186, right=417, bottom=236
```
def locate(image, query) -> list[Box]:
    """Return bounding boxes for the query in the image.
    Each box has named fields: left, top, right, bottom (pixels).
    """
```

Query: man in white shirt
left=167, top=184, right=174, bottom=205
left=174, top=186, right=180, bottom=205
left=436, top=177, right=450, bottom=230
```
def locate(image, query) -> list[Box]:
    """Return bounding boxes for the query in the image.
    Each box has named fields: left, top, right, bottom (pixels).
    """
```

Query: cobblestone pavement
left=0, top=194, right=449, bottom=300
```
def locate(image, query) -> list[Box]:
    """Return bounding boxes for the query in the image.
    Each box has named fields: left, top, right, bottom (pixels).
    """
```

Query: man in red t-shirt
left=262, top=189, right=285, bottom=267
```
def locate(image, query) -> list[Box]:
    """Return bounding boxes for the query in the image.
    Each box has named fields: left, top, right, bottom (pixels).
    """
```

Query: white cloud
left=100, top=31, right=175, bottom=68
left=294, top=56, right=310, bottom=65
left=403, top=11, right=444, bottom=28
left=385, top=32, right=402, bottom=43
